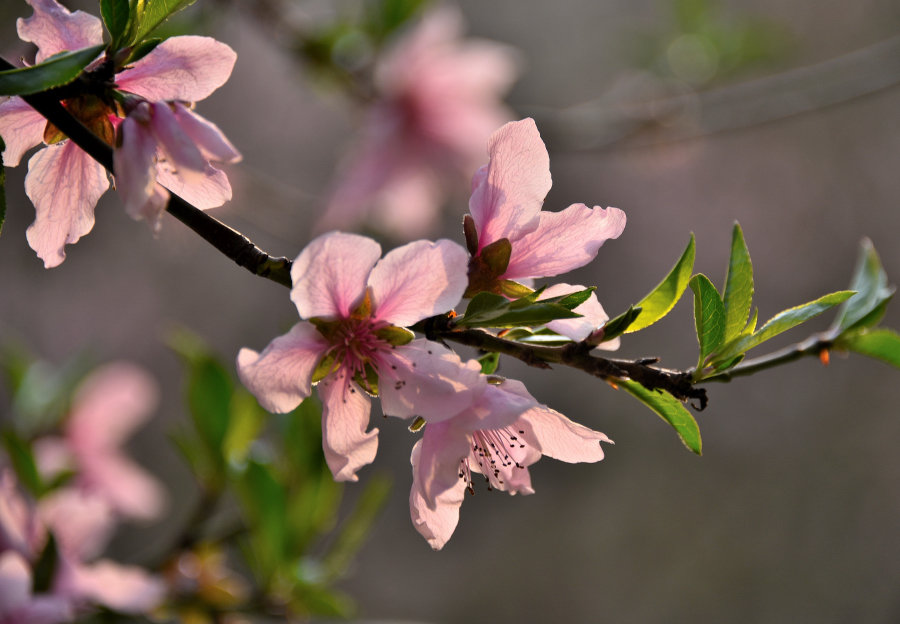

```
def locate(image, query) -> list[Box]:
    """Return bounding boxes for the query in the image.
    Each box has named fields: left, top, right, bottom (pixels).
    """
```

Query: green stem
left=699, top=333, right=833, bottom=383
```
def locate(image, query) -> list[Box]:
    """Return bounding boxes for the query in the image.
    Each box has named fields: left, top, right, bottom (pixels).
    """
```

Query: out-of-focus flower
left=317, top=7, right=518, bottom=238
left=35, top=363, right=165, bottom=521
left=409, top=378, right=612, bottom=550
left=465, top=118, right=626, bottom=296
left=237, top=231, right=472, bottom=481
left=0, top=0, right=239, bottom=267
left=0, top=551, right=73, bottom=624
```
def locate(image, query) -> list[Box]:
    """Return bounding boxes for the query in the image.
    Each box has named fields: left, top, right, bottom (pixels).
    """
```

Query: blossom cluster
left=0, top=0, right=239, bottom=267
left=1, top=364, right=165, bottom=623
left=239, top=118, right=625, bottom=548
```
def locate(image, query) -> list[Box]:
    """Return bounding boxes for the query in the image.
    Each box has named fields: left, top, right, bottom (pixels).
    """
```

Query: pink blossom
left=317, top=7, right=518, bottom=238
left=237, top=232, right=471, bottom=481
left=34, top=363, right=166, bottom=521
left=409, top=378, right=612, bottom=550
left=540, top=283, right=620, bottom=349
left=0, top=551, right=73, bottom=624
left=0, top=0, right=239, bottom=267
left=466, top=118, right=626, bottom=294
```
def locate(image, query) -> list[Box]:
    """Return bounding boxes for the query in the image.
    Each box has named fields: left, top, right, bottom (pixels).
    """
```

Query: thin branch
left=1, top=56, right=294, bottom=288
left=700, top=332, right=832, bottom=383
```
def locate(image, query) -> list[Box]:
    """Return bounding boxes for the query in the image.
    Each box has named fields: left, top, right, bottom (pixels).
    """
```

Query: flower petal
left=18, top=0, right=103, bottom=63
left=0, top=97, right=46, bottom=167
left=115, top=110, right=166, bottom=223
left=369, top=239, right=468, bottom=327
left=0, top=551, right=31, bottom=615
left=155, top=161, right=230, bottom=210
left=80, top=454, right=165, bottom=522
left=468, top=118, right=550, bottom=250
left=318, top=370, right=378, bottom=482
left=409, top=441, right=467, bottom=551
left=505, top=203, right=626, bottom=280
left=379, top=340, right=485, bottom=423
left=59, top=559, right=165, bottom=614
left=236, top=322, right=328, bottom=414
left=25, top=142, right=109, bottom=268
left=38, top=489, right=114, bottom=561
left=150, top=102, right=208, bottom=181
left=290, top=232, right=382, bottom=320
left=172, top=103, right=241, bottom=163
left=542, top=283, right=610, bottom=343
left=520, top=406, right=612, bottom=463
left=413, top=420, right=470, bottom=507
left=116, top=36, right=237, bottom=102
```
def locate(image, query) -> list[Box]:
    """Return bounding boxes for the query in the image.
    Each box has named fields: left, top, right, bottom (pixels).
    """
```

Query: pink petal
left=155, top=161, right=230, bottom=210
left=505, top=204, right=626, bottom=280
left=149, top=102, right=208, bottom=183
left=13, top=596, right=74, bottom=624
left=25, top=142, right=109, bottom=268
left=116, top=36, right=237, bottom=102
left=378, top=340, right=485, bottom=423
left=0, top=471, right=42, bottom=558
left=520, top=406, right=612, bottom=463
left=0, top=97, right=46, bottom=167
left=317, top=370, right=378, bottom=482
left=290, top=233, right=382, bottom=320
left=369, top=239, right=468, bottom=327
left=0, top=551, right=31, bottom=615
left=413, top=420, right=470, bottom=507
left=236, top=322, right=328, bottom=414
left=18, top=0, right=103, bottom=63
left=38, top=489, right=114, bottom=561
left=60, top=559, right=165, bottom=614
left=115, top=111, right=166, bottom=224
left=409, top=442, right=467, bottom=551
left=80, top=454, right=165, bottom=521
left=468, top=118, right=550, bottom=250
left=368, top=166, right=444, bottom=239
left=542, top=283, right=610, bottom=342
left=172, top=103, right=241, bottom=163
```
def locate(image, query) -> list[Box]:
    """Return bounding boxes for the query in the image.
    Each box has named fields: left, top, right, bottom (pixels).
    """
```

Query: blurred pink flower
left=317, top=7, right=518, bottom=238
left=466, top=118, right=626, bottom=294
left=35, top=363, right=166, bottom=521
left=0, top=0, right=239, bottom=267
left=237, top=231, right=471, bottom=481
left=0, top=551, right=73, bottom=624
left=409, top=378, right=611, bottom=550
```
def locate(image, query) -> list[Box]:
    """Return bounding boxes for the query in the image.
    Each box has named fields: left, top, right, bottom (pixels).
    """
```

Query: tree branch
left=1, top=55, right=293, bottom=288
left=700, top=332, right=833, bottom=383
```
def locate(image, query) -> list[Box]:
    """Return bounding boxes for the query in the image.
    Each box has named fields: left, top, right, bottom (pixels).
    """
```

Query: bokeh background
left=2, top=0, right=900, bottom=621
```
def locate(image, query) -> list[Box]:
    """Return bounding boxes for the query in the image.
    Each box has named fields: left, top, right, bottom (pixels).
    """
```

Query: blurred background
left=2, top=0, right=900, bottom=621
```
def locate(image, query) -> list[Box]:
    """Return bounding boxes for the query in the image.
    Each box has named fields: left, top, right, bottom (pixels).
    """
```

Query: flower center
left=459, top=427, right=528, bottom=493
left=324, top=317, right=390, bottom=380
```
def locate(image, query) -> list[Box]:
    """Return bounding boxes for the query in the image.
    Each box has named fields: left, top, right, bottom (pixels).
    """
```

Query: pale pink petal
left=38, top=489, right=114, bottom=561
left=369, top=239, right=468, bottom=326
left=379, top=340, right=485, bottom=423
left=413, top=421, right=470, bottom=507
left=116, top=36, right=237, bottom=102
left=542, top=283, right=610, bottom=342
left=468, top=118, right=550, bottom=250
left=290, top=233, right=382, bottom=320
left=80, top=455, right=165, bottom=521
left=12, top=596, right=74, bottom=624
left=172, top=103, right=241, bottom=163
left=409, top=443, right=466, bottom=551
left=60, top=559, right=165, bottom=613
left=0, top=551, right=31, bottom=615
left=236, top=322, right=328, bottom=414
left=115, top=111, right=165, bottom=224
left=505, top=204, right=626, bottom=280
left=317, top=369, right=378, bottom=482
left=0, top=472, right=42, bottom=558
left=149, top=102, right=208, bottom=183
left=520, top=406, right=612, bottom=463
left=33, top=437, right=75, bottom=478
left=18, top=0, right=103, bottom=63
left=155, top=161, right=230, bottom=210
left=68, top=363, right=158, bottom=452
left=25, top=142, right=109, bottom=268
left=0, top=97, right=46, bottom=167
left=369, top=166, right=443, bottom=239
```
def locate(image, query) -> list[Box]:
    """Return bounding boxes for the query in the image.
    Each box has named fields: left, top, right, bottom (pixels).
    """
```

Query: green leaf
left=548, top=287, right=596, bottom=310
left=0, top=137, right=6, bottom=239
left=458, top=291, right=582, bottom=329
left=1, top=431, right=44, bottom=496
left=237, top=460, right=287, bottom=579
left=223, top=391, right=266, bottom=464
left=715, top=290, right=856, bottom=362
left=101, top=0, right=132, bottom=47
left=625, top=234, right=695, bottom=333
left=323, top=475, right=391, bottom=580
left=0, top=44, right=106, bottom=96
left=831, top=238, right=895, bottom=334
left=601, top=305, right=643, bottom=342
left=121, top=37, right=162, bottom=65
left=31, top=533, right=58, bottom=593
left=689, top=274, right=725, bottom=368
left=477, top=352, right=500, bottom=374
left=722, top=223, right=754, bottom=342
left=619, top=380, right=702, bottom=454
left=186, top=356, right=232, bottom=463
left=836, top=328, right=900, bottom=369
left=125, top=0, right=198, bottom=46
